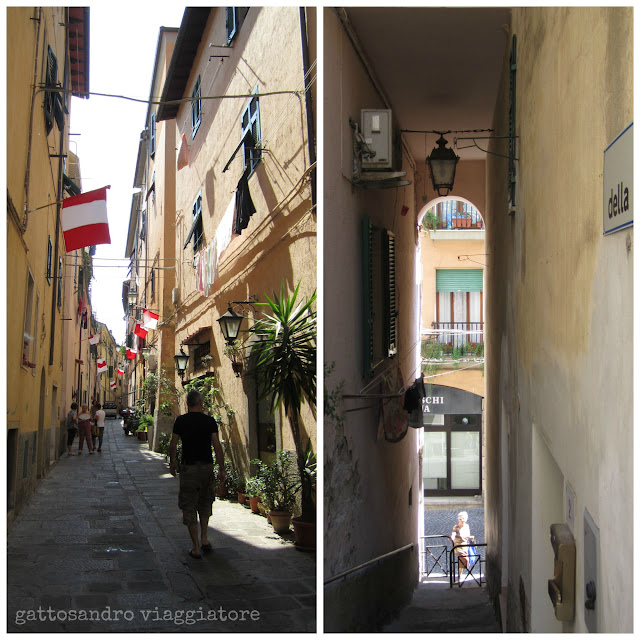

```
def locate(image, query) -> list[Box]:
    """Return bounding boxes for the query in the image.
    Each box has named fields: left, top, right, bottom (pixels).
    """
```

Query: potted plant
left=291, top=442, right=317, bottom=550
left=248, top=282, right=317, bottom=539
left=223, top=341, right=244, bottom=377
left=244, top=476, right=264, bottom=514
left=424, top=209, right=439, bottom=232
left=136, top=413, right=153, bottom=441
left=253, top=451, right=299, bottom=534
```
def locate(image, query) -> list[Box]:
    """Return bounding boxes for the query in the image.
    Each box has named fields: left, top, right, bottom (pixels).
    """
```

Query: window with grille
left=241, top=90, right=261, bottom=173
left=362, top=214, right=397, bottom=378
left=191, top=76, right=201, bottom=139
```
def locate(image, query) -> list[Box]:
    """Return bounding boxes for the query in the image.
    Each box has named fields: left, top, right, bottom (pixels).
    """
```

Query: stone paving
left=7, top=418, right=316, bottom=633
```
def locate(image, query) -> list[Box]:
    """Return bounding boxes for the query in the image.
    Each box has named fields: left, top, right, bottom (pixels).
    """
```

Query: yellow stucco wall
left=167, top=7, right=316, bottom=477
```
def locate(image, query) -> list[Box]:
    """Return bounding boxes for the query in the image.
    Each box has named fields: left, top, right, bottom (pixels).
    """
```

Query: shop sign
left=603, top=123, right=633, bottom=235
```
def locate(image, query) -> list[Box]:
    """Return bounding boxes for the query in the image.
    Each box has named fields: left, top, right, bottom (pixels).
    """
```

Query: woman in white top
left=451, top=511, right=472, bottom=580
left=93, top=403, right=106, bottom=452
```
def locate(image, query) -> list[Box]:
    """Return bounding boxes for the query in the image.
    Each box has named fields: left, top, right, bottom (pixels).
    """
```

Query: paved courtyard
left=7, top=418, right=316, bottom=633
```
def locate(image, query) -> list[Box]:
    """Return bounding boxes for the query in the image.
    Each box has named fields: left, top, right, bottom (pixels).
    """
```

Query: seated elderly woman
left=451, top=511, right=473, bottom=580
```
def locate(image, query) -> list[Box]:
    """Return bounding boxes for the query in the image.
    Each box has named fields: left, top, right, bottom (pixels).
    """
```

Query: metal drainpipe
left=49, top=7, right=69, bottom=366
left=299, top=8, right=316, bottom=209
left=23, top=7, right=43, bottom=231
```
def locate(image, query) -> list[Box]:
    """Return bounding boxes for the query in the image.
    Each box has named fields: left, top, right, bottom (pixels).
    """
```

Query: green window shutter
left=384, top=230, right=397, bottom=358
left=362, top=214, right=374, bottom=377
left=436, top=269, right=483, bottom=292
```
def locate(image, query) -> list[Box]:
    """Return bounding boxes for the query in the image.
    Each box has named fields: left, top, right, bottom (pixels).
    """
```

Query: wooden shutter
left=384, top=230, right=397, bottom=357
left=362, top=214, right=374, bottom=377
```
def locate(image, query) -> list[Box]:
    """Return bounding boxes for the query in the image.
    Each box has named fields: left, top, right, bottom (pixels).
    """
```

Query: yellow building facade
left=154, top=7, right=317, bottom=483
left=7, top=7, right=90, bottom=523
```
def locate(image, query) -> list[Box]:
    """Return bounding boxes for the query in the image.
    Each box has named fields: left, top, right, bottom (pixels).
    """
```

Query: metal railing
left=420, top=535, right=452, bottom=578
left=449, top=539, right=486, bottom=588
left=430, top=322, right=484, bottom=351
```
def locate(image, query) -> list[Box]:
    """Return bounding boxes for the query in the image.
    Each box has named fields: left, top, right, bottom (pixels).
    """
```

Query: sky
left=70, top=4, right=186, bottom=345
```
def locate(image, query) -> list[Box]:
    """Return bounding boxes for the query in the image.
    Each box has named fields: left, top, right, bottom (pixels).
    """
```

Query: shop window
left=423, top=414, right=482, bottom=496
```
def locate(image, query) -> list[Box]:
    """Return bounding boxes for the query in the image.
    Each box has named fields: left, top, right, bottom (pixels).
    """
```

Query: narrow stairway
left=383, top=580, right=501, bottom=633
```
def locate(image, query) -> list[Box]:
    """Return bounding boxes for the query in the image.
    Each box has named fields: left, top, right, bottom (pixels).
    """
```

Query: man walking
left=169, top=390, right=225, bottom=559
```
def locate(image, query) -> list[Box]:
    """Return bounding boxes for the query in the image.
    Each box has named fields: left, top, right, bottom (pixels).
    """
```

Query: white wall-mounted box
left=361, top=109, right=393, bottom=170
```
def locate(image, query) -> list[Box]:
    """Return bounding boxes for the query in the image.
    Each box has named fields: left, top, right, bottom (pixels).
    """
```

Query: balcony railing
left=423, top=202, right=485, bottom=231
left=429, top=321, right=484, bottom=353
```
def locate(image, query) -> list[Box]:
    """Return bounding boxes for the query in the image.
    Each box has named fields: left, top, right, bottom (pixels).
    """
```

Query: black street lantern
left=174, top=347, right=190, bottom=384
left=427, top=134, right=460, bottom=197
left=217, top=306, right=244, bottom=344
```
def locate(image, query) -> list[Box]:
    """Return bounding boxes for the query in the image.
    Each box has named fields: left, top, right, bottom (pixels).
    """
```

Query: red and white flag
left=142, top=309, right=159, bottom=330
left=126, top=348, right=137, bottom=360
left=110, top=380, right=117, bottom=389
left=97, top=358, right=107, bottom=373
left=62, top=186, right=111, bottom=252
left=117, top=368, right=124, bottom=376
left=134, top=323, right=148, bottom=339
left=88, top=333, right=101, bottom=345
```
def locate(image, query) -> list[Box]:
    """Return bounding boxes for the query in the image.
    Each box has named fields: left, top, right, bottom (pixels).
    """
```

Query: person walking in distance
left=92, top=403, right=106, bottom=452
left=169, top=390, right=225, bottom=559
left=66, top=402, right=79, bottom=455
left=77, top=404, right=94, bottom=455
left=451, top=511, right=472, bottom=581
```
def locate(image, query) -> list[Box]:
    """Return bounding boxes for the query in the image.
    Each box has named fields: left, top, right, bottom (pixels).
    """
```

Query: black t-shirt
left=172, top=411, right=218, bottom=465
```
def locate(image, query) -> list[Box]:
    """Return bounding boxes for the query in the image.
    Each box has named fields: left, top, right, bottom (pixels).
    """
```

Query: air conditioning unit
left=172, top=288, right=179, bottom=305
left=361, top=109, right=393, bottom=170
left=353, top=110, right=409, bottom=189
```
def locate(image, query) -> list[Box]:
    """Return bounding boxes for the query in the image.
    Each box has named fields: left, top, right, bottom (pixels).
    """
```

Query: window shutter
left=384, top=230, right=397, bottom=357
left=46, top=237, right=53, bottom=284
left=362, top=215, right=374, bottom=377
left=436, top=269, right=483, bottom=292
left=149, top=113, right=156, bottom=157
left=226, top=7, right=238, bottom=43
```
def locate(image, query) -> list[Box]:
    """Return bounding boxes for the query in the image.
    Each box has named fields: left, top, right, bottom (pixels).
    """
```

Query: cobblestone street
left=7, top=418, right=316, bottom=633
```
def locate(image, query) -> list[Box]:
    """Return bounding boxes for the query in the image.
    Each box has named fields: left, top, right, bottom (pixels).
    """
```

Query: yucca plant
left=248, top=281, right=317, bottom=522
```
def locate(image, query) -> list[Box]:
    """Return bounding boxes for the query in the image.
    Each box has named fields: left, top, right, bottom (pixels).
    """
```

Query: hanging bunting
left=97, top=358, right=107, bottom=373
left=142, top=309, right=159, bottom=330
left=62, top=186, right=111, bottom=252
left=134, top=323, right=148, bottom=339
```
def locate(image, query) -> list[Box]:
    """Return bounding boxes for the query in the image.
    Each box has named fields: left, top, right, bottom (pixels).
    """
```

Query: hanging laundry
left=177, top=133, right=189, bottom=170
left=233, top=170, right=256, bottom=235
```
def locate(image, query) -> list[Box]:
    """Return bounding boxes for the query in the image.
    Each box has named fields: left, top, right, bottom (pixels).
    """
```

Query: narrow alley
left=7, top=418, right=316, bottom=633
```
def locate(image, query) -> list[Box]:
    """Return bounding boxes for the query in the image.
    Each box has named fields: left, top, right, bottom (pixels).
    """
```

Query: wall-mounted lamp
left=216, top=297, right=258, bottom=376
left=174, top=347, right=190, bottom=385
left=217, top=307, right=245, bottom=345
left=427, top=133, right=459, bottom=197
left=216, top=297, right=258, bottom=345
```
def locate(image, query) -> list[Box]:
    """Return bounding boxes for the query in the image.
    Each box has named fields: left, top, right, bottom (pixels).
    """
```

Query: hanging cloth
left=233, top=170, right=256, bottom=235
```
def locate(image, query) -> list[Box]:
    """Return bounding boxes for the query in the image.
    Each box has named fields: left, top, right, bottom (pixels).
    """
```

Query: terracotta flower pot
left=248, top=496, right=261, bottom=514
left=269, top=510, right=292, bottom=534
left=292, top=517, right=316, bottom=551
left=237, top=492, right=247, bottom=505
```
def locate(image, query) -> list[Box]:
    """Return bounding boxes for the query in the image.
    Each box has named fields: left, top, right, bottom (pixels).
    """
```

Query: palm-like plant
left=249, top=281, right=317, bottom=522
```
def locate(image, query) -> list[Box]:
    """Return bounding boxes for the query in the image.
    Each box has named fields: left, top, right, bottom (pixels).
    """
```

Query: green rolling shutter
left=436, top=269, right=483, bottom=292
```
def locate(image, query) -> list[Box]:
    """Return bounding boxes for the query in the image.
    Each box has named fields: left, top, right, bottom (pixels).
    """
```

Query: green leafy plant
left=252, top=450, right=300, bottom=513
left=183, top=374, right=235, bottom=427
left=424, top=209, right=439, bottom=231
left=244, top=476, right=265, bottom=498
left=248, top=281, right=316, bottom=523
left=136, top=413, right=154, bottom=432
